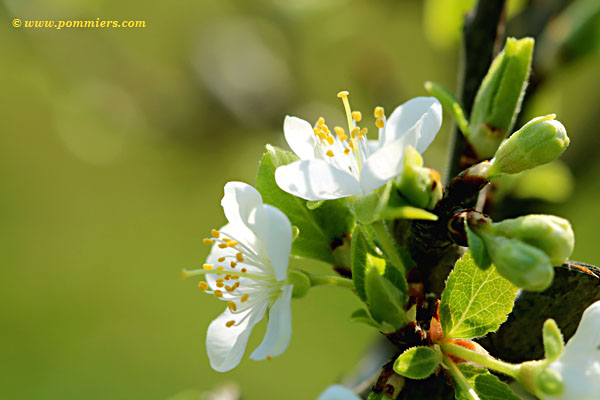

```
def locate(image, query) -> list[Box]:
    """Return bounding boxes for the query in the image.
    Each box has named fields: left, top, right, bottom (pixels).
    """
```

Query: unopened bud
left=468, top=37, right=534, bottom=159
left=397, top=146, right=443, bottom=210
left=479, top=233, right=554, bottom=291
left=536, top=368, right=564, bottom=396
left=490, top=214, right=574, bottom=265
left=487, top=115, right=569, bottom=177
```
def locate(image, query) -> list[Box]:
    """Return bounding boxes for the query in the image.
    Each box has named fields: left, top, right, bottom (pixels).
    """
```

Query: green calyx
left=396, top=146, right=443, bottom=210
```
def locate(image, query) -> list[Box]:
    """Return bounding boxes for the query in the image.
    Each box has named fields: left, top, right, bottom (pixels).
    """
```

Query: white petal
left=359, top=134, right=416, bottom=194
left=221, top=182, right=263, bottom=229
left=382, top=97, right=442, bottom=153
left=367, top=140, right=380, bottom=155
left=206, top=303, right=268, bottom=372
left=564, top=300, right=600, bottom=351
left=249, top=284, right=293, bottom=360
left=284, top=116, right=317, bottom=160
left=247, top=205, right=292, bottom=281
left=275, top=160, right=361, bottom=201
left=317, top=385, right=360, bottom=400
left=546, top=349, right=600, bottom=400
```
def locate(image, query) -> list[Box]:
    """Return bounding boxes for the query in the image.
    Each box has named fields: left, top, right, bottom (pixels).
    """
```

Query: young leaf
left=425, top=81, right=469, bottom=136
left=256, top=145, right=355, bottom=264
left=455, top=365, right=520, bottom=400
left=542, top=319, right=564, bottom=361
left=440, top=251, right=518, bottom=339
left=393, top=346, right=442, bottom=380
left=350, top=308, right=381, bottom=329
left=465, top=223, right=491, bottom=270
left=365, top=265, right=408, bottom=332
left=351, top=225, right=370, bottom=301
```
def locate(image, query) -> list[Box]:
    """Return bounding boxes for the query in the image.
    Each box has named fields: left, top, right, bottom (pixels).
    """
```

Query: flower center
left=182, top=228, right=283, bottom=329
left=310, top=91, right=386, bottom=180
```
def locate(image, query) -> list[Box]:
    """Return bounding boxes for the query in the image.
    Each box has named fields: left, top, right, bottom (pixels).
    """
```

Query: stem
left=307, top=273, right=355, bottom=289
left=441, top=342, right=519, bottom=378
left=371, top=220, right=406, bottom=275
left=443, top=355, right=480, bottom=400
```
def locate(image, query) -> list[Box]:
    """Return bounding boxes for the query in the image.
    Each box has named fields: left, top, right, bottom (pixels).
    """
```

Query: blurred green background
left=1, top=0, right=599, bottom=399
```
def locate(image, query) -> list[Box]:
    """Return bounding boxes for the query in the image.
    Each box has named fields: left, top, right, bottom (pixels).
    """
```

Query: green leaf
left=365, top=265, right=408, bottom=332
left=465, top=223, right=491, bottom=270
left=455, top=365, right=520, bottom=400
left=380, top=205, right=438, bottom=221
left=393, top=346, right=442, bottom=380
left=256, top=145, right=355, bottom=263
left=440, top=251, right=518, bottom=339
left=350, top=308, right=381, bottom=329
left=425, top=81, right=469, bottom=135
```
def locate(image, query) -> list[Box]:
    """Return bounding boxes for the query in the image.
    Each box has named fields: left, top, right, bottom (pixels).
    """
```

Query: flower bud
left=490, top=215, right=574, bottom=266
left=486, top=115, right=569, bottom=177
left=468, top=37, right=534, bottom=159
left=396, top=146, right=443, bottom=210
left=479, top=233, right=554, bottom=291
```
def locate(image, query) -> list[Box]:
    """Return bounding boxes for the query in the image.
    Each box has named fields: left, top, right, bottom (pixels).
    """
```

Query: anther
left=198, top=281, right=208, bottom=291
left=211, top=229, right=220, bottom=238
left=225, top=320, right=235, bottom=328
left=359, top=127, right=368, bottom=137
left=227, top=240, right=238, bottom=248
left=218, top=243, right=228, bottom=249
left=352, top=111, right=362, bottom=122
left=326, top=150, right=334, bottom=157
left=216, top=278, right=224, bottom=283
left=214, top=290, right=224, bottom=298
left=375, top=119, right=385, bottom=129
left=266, top=355, right=272, bottom=361
left=241, top=268, right=247, bottom=273
left=241, top=294, right=249, bottom=302
left=203, top=264, right=214, bottom=270
left=228, top=301, right=237, bottom=312
left=351, top=127, right=360, bottom=138
left=326, top=135, right=334, bottom=146
left=317, top=117, right=325, bottom=126
left=374, top=106, right=384, bottom=119
left=344, top=148, right=351, bottom=155
left=216, top=282, right=224, bottom=288
left=225, top=285, right=234, bottom=292
left=236, top=252, right=244, bottom=262
left=230, top=261, right=237, bottom=268
left=334, top=126, right=345, bottom=136
left=337, top=91, right=349, bottom=98
left=203, top=238, right=214, bottom=245
left=218, top=257, right=226, bottom=262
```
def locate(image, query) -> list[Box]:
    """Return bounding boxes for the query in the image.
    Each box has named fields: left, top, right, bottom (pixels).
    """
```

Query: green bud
left=287, top=270, right=311, bottom=299
left=536, top=368, right=564, bottom=396
left=490, top=214, right=574, bottom=266
left=479, top=233, right=554, bottom=291
left=468, top=37, right=534, bottom=159
left=542, top=319, right=564, bottom=361
left=487, top=115, right=569, bottom=177
left=396, top=146, right=443, bottom=210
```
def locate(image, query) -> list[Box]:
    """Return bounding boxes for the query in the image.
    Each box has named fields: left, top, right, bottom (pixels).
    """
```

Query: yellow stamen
left=225, top=285, right=234, bottom=292
left=241, top=268, right=247, bottom=273
left=352, top=111, right=362, bottom=122
left=317, top=117, right=325, bottom=126
left=337, top=91, right=349, bottom=98
left=351, top=127, right=360, bottom=138
left=216, top=278, right=224, bottom=283
left=375, top=119, right=385, bottom=129
left=225, top=320, right=235, bottom=328
left=326, top=150, right=334, bottom=157
left=218, top=243, right=228, bottom=249
left=374, top=106, right=384, bottom=119
left=224, top=275, right=230, bottom=280
left=236, top=252, right=244, bottom=262
left=230, top=261, right=237, bottom=268
left=227, top=240, right=238, bottom=248
left=359, top=127, right=368, bottom=137
left=216, top=282, right=224, bottom=288
left=198, top=281, right=208, bottom=291
left=203, top=264, right=214, bottom=270
left=344, top=148, right=351, bottom=155
left=203, top=238, right=214, bottom=245
left=218, top=257, right=226, bottom=262
left=233, top=282, right=240, bottom=288
left=349, top=141, right=354, bottom=150
left=266, top=355, right=272, bottom=361
left=231, top=276, right=240, bottom=281
left=241, top=294, right=249, bottom=302
left=228, top=301, right=237, bottom=312
left=211, top=229, right=220, bottom=238
left=326, top=135, right=334, bottom=146
left=214, top=290, right=223, bottom=298
left=222, top=238, right=231, bottom=243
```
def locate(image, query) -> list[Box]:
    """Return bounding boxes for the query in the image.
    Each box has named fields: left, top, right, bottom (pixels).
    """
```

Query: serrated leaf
left=256, top=145, right=355, bottom=263
left=440, top=251, right=518, bottom=339
left=465, top=223, right=491, bottom=270
left=393, top=346, right=442, bottom=380
left=350, top=308, right=381, bottom=329
left=455, top=365, right=520, bottom=400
